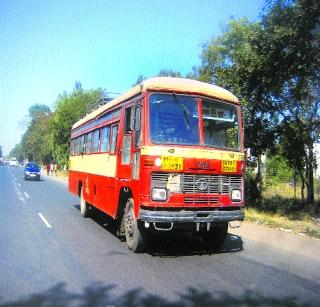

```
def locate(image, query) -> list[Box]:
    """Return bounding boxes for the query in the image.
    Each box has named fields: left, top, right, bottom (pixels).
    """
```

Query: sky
left=0, top=0, right=265, bottom=155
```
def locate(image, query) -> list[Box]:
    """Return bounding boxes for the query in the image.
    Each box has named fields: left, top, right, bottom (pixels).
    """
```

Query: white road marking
left=38, top=213, right=52, bottom=228
left=18, top=184, right=22, bottom=187
left=24, top=192, right=29, bottom=198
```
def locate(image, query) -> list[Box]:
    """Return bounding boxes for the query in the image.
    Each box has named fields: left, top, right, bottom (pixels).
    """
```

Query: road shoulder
left=231, top=221, right=320, bottom=261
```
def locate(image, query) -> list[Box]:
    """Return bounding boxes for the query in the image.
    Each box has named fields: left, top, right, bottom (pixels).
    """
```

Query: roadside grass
left=245, top=181, right=320, bottom=239
left=244, top=207, right=320, bottom=239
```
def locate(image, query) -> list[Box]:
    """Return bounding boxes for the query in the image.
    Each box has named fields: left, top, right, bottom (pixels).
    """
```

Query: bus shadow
left=73, top=204, right=244, bottom=257
left=73, top=204, right=119, bottom=237
left=146, top=233, right=243, bottom=257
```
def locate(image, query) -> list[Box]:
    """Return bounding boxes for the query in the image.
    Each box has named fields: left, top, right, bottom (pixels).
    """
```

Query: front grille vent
left=151, top=172, right=242, bottom=195
left=184, top=196, right=219, bottom=204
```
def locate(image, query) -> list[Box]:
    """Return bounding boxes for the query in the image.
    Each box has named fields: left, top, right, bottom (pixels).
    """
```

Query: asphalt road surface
left=1, top=165, right=320, bottom=306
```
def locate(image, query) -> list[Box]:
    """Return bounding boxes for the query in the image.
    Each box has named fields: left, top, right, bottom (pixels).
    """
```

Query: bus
left=68, top=77, right=245, bottom=252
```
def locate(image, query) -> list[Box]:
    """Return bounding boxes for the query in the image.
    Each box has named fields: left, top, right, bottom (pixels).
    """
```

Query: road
left=1, top=165, right=320, bottom=306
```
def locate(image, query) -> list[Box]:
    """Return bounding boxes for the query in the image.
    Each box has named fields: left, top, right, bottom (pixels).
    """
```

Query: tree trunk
left=255, top=154, right=262, bottom=199
left=293, top=171, right=297, bottom=200
left=305, top=144, right=315, bottom=206
left=298, top=168, right=305, bottom=202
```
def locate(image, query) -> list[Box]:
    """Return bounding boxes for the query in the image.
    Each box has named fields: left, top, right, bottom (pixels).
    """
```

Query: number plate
left=222, top=160, right=237, bottom=172
left=161, top=156, right=183, bottom=171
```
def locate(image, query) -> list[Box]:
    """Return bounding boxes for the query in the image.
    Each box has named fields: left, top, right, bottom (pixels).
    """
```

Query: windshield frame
left=148, top=93, right=200, bottom=146
left=147, top=92, right=242, bottom=151
left=201, top=97, right=241, bottom=151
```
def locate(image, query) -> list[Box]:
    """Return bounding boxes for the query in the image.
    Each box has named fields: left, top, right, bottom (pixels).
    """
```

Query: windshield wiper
left=172, top=93, right=191, bottom=129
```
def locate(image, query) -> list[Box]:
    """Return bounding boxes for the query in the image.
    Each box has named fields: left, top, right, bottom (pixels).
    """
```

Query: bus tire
left=80, top=187, right=90, bottom=218
left=124, top=198, right=147, bottom=253
left=202, top=223, right=228, bottom=251
left=116, top=209, right=126, bottom=240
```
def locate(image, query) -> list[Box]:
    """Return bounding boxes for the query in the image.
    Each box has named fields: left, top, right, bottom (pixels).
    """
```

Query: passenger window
left=86, top=132, right=93, bottom=153
left=70, top=139, right=74, bottom=155
left=110, top=125, right=118, bottom=154
left=76, top=137, right=80, bottom=154
left=80, top=135, right=85, bottom=154
left=92, top=129, right=100, bottom=152
left=133, top=105, right=141, bottom=146
left=101, top=126, right=111, bottom=152
left=125, top=107, right=133, bottom=134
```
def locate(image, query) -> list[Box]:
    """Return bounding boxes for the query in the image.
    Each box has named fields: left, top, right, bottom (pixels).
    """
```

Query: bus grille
left=151, top=172, right=242, bottom=195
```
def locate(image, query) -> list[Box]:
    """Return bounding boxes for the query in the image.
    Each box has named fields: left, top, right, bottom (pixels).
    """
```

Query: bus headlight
left=154, top=158, right=162, bottom=167
left=231, top=189, right=242, bottom=202
left=152, top=188, right=168, bottom=201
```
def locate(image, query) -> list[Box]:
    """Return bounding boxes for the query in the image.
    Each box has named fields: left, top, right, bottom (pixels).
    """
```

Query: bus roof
left=72, top=77, right=239, bottom=130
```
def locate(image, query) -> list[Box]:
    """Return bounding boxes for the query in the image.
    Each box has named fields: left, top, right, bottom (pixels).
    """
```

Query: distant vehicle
left=9, top=158, right=18, bottom=167
left=24, top=162, right=41, bottom=180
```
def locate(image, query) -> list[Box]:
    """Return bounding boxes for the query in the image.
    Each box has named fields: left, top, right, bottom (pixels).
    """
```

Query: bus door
left=118, top=102, right=142, bottom=182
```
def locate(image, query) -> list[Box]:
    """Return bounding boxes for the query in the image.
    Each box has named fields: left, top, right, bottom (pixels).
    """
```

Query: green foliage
left=9, top=143, right=24, bottom=162
left=245, top=169, right=262, bottom=207
left=198, top=18, right=276, bottom=155
left=197, top=0, right=319, bottom=206
left=266, top=154, right=294, bottom=184
left=157, top=69, right=182, bottom=78
left=132, top=74, right=147, bottom=86
left=9, top=104, right=53, bottom=164
left=50, top=86, right=104, bottom=166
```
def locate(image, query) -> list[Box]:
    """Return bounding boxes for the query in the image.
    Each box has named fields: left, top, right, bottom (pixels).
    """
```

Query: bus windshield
left=149, top=93, right=240, bottom=150
left=202, top=98, right=240, bottom=150
left=149, top=94, right=199, bottom=145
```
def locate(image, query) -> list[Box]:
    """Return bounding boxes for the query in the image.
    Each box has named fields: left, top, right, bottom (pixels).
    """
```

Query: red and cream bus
left=69, top=77, right=245, bottom=252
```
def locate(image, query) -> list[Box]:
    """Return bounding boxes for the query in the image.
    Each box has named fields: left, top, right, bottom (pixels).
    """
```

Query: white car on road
left=9, top=158, right=18, bottom=167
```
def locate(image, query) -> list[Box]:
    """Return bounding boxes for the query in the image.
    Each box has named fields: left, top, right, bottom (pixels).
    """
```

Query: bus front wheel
left=80, top=187, right=90, bottom=218
left=125, top=198, right=147, bottom=253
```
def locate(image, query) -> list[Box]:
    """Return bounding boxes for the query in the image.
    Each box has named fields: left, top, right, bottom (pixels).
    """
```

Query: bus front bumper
left=139, top=208, right=244, bottom=224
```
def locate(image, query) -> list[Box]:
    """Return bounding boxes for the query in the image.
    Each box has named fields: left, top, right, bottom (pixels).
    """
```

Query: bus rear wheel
left=125, top=198, right=147, bottom=253
left=80, top=187, right=90, bottom=218
left=202, top=223, right=228, bottom=251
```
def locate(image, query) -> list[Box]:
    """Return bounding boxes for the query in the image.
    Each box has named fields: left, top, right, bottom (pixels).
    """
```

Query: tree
left=197, top=1, right=320, bottom=207
left=9, top=143, right=24, bottom=162
left=132, top=74, right=147, bottom=86
left=157, top=69, right=182, bottom=78
left=197, top=18, right=274, bottom=198
left=50, top=85, right=104, bottom=166
left=254, top=0, right=320, bottom=205
left=17, top=104, right=53, bottom=164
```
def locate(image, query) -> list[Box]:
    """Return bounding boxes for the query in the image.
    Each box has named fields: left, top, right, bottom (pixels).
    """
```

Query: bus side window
left=76, top=137, right=80, bottom=155
left=70, top=139, right=74, bottom=155
left=86, top=132, right=93, bottom=153
left=101, top=126, right=111, bottom=152
left=133, top=105, right=141, bottom=147
left=80, top=135, right=85, bottom=154
left=110, top=125, right=118, bottom=154
left=125, top=107, right=133, bottom=134
left=92, top=129, right=100, bottom=152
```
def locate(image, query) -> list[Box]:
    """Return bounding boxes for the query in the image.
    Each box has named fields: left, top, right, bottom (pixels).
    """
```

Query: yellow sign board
left=161, top=156, right=183, bottom=171
left=222, top=160, right=237, bottom=172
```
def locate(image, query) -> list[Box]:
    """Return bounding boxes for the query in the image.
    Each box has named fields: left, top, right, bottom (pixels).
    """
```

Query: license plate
left=222, top=160, right=237, bottom=172
left=161, top=156, right=183, bottom=171
left=30, top=174, right=36, bottom=177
